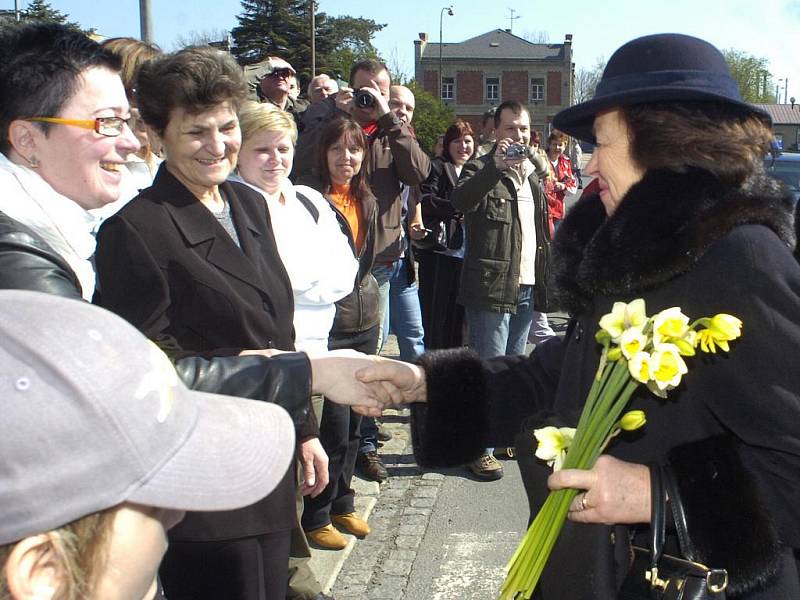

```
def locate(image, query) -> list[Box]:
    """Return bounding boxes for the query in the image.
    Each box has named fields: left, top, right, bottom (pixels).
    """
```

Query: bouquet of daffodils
left=499, top=299, right=742, bottom=600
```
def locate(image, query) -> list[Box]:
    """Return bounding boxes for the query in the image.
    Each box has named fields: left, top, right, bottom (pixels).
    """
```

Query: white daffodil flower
left=598, top=298, right=647, bottom=341
left=652, top=306, right=690, bottom=345
left=534, top=426, right=576, bottom=471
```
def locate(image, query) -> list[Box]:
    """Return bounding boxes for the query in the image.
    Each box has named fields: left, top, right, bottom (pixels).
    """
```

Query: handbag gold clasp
left=645, top=567, right=668, bottom=591
left=707, top=569, right=729, bottom=593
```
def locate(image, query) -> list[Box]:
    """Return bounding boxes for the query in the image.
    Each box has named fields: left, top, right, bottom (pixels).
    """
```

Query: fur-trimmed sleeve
left=666, top=436, right=781, bottom=596
left=410, top=348, right=488, bottom=467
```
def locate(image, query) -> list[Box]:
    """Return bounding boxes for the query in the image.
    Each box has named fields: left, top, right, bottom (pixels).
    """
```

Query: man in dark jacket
left=451, top=100, right=551, bottom=480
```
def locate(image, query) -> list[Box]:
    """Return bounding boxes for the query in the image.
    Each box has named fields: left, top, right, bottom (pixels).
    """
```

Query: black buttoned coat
left=96, top=165, right=305, bottom=540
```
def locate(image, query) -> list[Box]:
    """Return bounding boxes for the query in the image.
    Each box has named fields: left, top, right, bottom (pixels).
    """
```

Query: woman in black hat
left=359, top=33, right=800, bottom=598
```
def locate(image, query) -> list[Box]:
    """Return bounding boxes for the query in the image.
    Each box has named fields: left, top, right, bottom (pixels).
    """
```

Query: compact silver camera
left=504, top=143, right=532, bottom=160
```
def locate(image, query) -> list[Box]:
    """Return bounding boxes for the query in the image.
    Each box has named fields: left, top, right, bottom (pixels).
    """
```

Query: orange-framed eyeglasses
left=26, top=116, right=131, bottom=137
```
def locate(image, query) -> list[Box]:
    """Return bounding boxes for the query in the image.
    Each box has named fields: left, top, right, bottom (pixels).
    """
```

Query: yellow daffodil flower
left=709, top=314, right=742, bottom=339
left=627, top=351, right=652, bottom=384
left=652, top=307, right=690, bottom=345
left=648, top=343, right=688, bottom=396
left=697, top=329, right=728, bottom=353
left=619, top=410, right=647, bottom=431
left=619, top=327, right=649, bottom=359
left=598, top=299, right=647, bottom=340
left=534, top=426, right=576, bottom=471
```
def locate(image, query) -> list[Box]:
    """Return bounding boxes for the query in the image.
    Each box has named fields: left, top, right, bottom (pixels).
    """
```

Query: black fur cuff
left=411, top=348, right=488, bottom=467
left=667, top=436, right=781, bottom=596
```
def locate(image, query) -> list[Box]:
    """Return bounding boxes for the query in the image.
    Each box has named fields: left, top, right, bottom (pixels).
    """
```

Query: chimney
left=565, top=34, right=573, bottom=44
left=419, top=32, right=428, bottom=42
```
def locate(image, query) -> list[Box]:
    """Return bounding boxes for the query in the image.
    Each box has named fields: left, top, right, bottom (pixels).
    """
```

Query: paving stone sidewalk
left=331, top=408, right=444, bottom=600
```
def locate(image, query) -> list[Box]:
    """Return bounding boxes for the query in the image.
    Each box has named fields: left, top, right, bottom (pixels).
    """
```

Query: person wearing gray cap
left=0, top=289, right=295, bottom=600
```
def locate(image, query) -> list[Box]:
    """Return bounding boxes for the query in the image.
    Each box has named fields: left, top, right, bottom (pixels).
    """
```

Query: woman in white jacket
left=236, top=101, right=358, bottom=355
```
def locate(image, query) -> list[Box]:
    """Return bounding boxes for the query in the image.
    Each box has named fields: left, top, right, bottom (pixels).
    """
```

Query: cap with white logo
left=0, top=290, right=295, bottom=544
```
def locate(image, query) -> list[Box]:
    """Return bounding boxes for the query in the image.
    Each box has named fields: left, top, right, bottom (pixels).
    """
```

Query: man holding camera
left=450, top=100, right=551, bottom=480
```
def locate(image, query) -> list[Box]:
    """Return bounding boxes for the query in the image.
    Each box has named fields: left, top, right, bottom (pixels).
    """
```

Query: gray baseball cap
left=0, top=290, right=295, bottom=545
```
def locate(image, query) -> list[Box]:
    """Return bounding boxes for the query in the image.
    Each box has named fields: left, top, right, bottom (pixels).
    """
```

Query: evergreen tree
left=19, top=0, right=83, bottom=30
left=231, top=0, right=310, bottom=66
left=231, top=0, right=384, bottom=88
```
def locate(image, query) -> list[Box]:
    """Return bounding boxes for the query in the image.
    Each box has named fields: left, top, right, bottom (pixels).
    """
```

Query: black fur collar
left=551, top=168, right=796, bottom=315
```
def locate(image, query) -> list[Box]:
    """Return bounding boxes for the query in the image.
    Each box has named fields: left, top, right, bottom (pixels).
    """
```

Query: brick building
left=414, top=29, right=574, bottom=138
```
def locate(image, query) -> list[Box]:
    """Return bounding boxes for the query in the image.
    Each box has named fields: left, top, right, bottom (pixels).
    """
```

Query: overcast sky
left=38, top=0, right=800, bottom=101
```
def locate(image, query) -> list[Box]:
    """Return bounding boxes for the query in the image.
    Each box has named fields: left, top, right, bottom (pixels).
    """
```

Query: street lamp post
left=439, top=5, right=454, bottom=103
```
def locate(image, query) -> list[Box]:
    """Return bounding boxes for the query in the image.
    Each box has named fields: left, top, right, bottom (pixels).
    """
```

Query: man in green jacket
left=451, top=100, right=551, bottom=480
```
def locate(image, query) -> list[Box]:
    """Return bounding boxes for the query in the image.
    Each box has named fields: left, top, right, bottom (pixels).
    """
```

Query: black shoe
left=356, top=451, right=389, bottom=483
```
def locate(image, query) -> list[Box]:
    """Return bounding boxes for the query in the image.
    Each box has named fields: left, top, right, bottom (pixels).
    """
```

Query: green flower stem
left=501, top=362, right=639, bottom=600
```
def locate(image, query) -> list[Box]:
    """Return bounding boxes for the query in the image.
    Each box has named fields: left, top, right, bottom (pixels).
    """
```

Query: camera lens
left=355, top=90, right=375, bottom=108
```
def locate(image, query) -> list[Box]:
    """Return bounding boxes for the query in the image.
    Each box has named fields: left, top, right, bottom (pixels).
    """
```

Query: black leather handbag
left=618, top=463, right=728, bottom=600
left=413, top=217, right=463, bottom=253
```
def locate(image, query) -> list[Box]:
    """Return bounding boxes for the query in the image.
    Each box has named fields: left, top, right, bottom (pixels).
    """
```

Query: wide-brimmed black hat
left=553, top=33, right=770, bottom=142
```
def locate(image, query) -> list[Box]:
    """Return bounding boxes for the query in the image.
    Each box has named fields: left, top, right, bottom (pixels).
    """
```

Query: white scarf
left=0, top=153, right=99, bottom=300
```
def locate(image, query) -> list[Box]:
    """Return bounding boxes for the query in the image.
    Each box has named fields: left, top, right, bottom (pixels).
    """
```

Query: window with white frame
left=486, top=77, right=499, bottom=101
left=530, top=78, right=545, bottom=102
left=441, top=77, right=454, bottom=100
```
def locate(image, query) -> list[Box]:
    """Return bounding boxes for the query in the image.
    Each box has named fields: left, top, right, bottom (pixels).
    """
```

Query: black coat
left=413, top=168, right=800, bottom=598
left=95, top=166, right=310, bottom=540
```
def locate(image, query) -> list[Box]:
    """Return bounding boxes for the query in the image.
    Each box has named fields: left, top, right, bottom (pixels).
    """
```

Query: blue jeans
left=466, top=284, right=535, bottom=457
left=372, top=258, right=425, bottom=361
left=465, top=284, right=536, bottom=359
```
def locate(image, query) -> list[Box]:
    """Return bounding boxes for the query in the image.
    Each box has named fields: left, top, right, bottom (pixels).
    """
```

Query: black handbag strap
left=648, top=462, right=666, bottom=570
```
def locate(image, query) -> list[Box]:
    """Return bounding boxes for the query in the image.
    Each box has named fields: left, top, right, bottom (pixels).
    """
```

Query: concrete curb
left=309, top=410, right=408, bottom=595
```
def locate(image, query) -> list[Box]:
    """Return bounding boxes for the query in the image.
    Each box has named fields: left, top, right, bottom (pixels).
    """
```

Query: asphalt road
left=404, top=460, right=529, bottom=600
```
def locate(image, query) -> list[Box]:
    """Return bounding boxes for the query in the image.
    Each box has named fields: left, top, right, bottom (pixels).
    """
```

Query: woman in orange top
left=300, top=117, right=379, bottom=549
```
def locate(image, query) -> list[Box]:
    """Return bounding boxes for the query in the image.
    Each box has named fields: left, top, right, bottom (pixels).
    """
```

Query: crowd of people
left=1, top=20, right=799, bottom=600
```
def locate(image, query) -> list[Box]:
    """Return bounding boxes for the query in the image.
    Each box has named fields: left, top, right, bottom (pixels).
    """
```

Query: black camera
left=504, top=143, right=531, bottom=160
left=354, top=89, right=375, bottom=109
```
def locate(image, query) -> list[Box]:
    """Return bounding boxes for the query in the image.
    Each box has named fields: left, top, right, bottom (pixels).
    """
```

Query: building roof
left=753, top=104, right=800, bottom=125
left=421, top=29, right=565, bottom=61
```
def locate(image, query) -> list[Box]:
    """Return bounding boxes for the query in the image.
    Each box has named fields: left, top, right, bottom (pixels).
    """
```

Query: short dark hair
left=137, top=46, right=248, bottom=136
left=442, top=119, right=476, bottom=163
left=622, top=102, right=773, bottom=186
left=494, top=100, right=529, bottom=129
left=0, top=23, right=120, bottom=154
left=481, top=107, right=496, bottom=127
left=317, top=118, right=372, bottom=202
left=348, top=59, right=389, bottom=87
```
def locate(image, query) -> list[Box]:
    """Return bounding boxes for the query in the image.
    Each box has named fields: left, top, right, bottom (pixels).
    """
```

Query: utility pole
left=506, top=8, right=520, bottom=34
left=310, top=0, right=316, bottom=77
left=14, top=0, right=20, bottom=21
left=139, top=0, right=153, bottom=43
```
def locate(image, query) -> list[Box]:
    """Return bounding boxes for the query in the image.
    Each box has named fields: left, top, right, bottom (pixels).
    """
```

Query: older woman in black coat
left=360, top=33, right=800, bottom=599
left=94, top=47, right=314, bottom=600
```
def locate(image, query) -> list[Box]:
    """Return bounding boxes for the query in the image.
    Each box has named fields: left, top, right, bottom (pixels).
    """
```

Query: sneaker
left=467, top=452, right=504, bottom=480
left=332, top=512, right=371, bottom=537
left=305, top=524, right=347, bottom=550
left=356, top=451, right=389, bottom=483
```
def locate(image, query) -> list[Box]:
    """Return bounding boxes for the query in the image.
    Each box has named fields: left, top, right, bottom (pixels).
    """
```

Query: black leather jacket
left=0, top=211, right=316, bottom=434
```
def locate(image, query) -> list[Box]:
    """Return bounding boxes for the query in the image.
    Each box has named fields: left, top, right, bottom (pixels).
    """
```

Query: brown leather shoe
left=305, top=524, right=347, bottom=550
left=332, top=512, right=371, bottom=537
left=356, top=450, right=388, bottom=483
